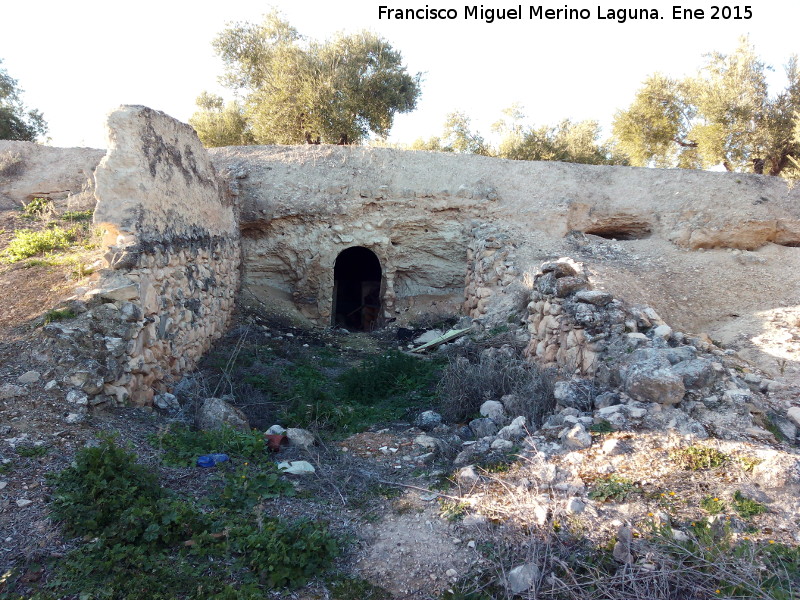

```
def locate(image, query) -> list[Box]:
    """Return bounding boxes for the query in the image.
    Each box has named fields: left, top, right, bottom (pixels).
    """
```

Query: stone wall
left=85, top=106, right=240, bottom=405
left=463, top=224, right=523, bottom=321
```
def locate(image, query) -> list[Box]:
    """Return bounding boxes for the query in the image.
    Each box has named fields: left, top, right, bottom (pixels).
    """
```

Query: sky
left=2, top=0, right=799, bottom=149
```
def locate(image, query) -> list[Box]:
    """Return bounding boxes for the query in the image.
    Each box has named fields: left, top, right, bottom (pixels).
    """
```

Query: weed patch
left=670, top=445, right=729, bottom=470
left=732, top=490, right=767, bottom=519
left=589, top=419, right=616, bottom=434
left=23, top=436, right=337, bottom=599
left=338, top=350, right=440, bottom=405
left=439, top=498, right=470, bottom=521
left=2, top=227, right=78, bottom=262
left=212, top=462, right=294, bottom=510
left=588, top=475, right=636, bottom=502
left=21, top=197, right=52, bottom=219
left=15, top=444, right=48, bottom=458
left=43, top=308, right=76, bottom=324
left=60, top=209, right=94, bottom=221
left=150, top=424, right=267, bottom=467
left=437, top=350, right=554, bottom=426
left=700, top=495, right=726, bottom=514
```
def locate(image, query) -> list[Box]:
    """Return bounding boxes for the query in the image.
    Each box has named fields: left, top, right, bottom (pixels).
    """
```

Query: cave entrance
left=332, top=246, right=382, bottom=331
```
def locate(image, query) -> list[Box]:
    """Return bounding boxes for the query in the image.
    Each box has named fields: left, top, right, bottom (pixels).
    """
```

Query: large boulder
left=624, top=361, right=685, bottom=405
left=670, top=358, right=719, bottom=390
left=195, top=397, right=250, bottom=432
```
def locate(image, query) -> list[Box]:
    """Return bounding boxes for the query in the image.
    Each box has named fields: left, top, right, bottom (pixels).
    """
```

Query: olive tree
left=613, top=38, right=800, bottom=177
left=193, top=12, right=421, bottom=146
left=0, top=59, right=47, bottom=141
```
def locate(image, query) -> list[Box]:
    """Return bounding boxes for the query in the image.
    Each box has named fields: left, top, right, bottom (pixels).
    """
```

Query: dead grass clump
left=0, top=151, right=24, bottom=178
left=437, top=348, right=554, bottom=426
left=451, top=519, right=798, bottom=600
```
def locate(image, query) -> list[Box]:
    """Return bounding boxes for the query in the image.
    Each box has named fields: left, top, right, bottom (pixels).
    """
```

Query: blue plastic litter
left=196, top=453, right=230, bottom=468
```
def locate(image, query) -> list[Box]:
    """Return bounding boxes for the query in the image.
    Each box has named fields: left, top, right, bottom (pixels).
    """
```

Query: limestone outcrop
left=0, top=141, right=103, bottom=210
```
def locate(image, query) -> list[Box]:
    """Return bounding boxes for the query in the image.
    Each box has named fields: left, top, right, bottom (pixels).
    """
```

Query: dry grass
left=0, top=151, right=24, bottom=178
left=438, top=346, right=555, bottom=426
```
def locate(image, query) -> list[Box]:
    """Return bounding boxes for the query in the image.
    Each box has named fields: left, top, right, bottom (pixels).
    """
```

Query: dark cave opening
left=333, top=246, right=382, bottom=331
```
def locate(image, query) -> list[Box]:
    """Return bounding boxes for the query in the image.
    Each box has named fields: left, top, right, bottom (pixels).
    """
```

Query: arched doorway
left=333, top=247, right=382, bottom=330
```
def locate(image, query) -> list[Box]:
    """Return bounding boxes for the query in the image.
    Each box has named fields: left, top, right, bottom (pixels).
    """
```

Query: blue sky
left=2, top=0, right=797, bottom=148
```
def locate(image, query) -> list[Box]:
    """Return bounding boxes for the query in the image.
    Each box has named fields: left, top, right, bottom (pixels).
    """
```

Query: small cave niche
left=333, top=246, right=382, bottom=331
left=583, top=217, right=652, bottom=241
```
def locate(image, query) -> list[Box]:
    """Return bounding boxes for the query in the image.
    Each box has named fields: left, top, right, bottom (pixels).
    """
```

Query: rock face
left=206, top=145, right=800, bottom=344
left=0, top=140, right=103, bottom=210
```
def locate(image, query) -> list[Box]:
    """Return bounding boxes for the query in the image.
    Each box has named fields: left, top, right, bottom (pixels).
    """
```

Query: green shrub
left=338, top=350, right=440, bottom=405
left=151, top=424, right=267, bottom=467
left=43, top=308, right=77, bottom=324
left=15, top=444, right=49, bottom=458
left=589, top=420, right=616, bottom=434
left=60, top=209, right=94, bottom=222
left=36, top=436, right=338, bottom=599
left=2, top=226, right=78, bottom=262
left=213, top=462, right=294, bottom=510
left=21, top=196, right=51, bottom=218
left=230, top=518, right=339, bottom=588
left=48, top=436, right=188, bottom=542
left=700, top=495, right=726, bottom=514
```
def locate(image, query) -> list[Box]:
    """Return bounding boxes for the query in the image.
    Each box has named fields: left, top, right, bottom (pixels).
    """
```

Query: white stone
left=277, top=460, right=316, bottom=475
left=266, top=424, right=287, bottom=435
left=457, top=465, right=480, bottom=484
left=561, top=424, right=592, bottom=450
left=497, top=416, right=527, bottom=440
left=652, top=324, right=673, bottom=339
left=414, top=435, right=438, bottom=450
left=154, top=393, right=180, bottom=411
left=479, top=400, right=506, bottom=422
left=286, top=427, right=315, bottom=449
left=671, top=528, right=690, bottom=542
left=787, top=407, right=800, bottom=428
left=507, top=563, right=540, bottom=594
left=65, top=412, right=86, bottom=424
left=490, top=438, right=514, bottom=451
left=565, top=497, right=585, bottom=514
left=66, top=390, right=88, bottom=405
left=0, top=384, right=26, bottom=400
left=16, top=499, right=33, bottom=508
left=601, top=438, right=628, bottom=456
left=17, top=371, right=40, bottom=384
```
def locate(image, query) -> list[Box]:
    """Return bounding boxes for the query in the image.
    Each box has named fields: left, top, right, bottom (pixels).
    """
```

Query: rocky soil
left=2, top=291, right=800, bottom=598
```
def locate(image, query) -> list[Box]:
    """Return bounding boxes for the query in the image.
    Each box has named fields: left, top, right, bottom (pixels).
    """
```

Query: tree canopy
left=192, top=12, right=421, bottom=147
left=0, top=59, right=47, bottom=142
left=188, top=93, right=253, bottom=147
left=612, top=37, right=800, bottom=177
left=410, top=105, right=623, bottom=166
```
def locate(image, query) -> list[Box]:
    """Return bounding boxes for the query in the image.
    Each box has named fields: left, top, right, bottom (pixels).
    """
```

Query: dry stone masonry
left=42, top=106, right=240, bottom=407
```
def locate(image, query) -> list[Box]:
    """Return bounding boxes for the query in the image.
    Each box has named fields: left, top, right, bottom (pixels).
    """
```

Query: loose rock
left=195, top=398, right=250, bottom=432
